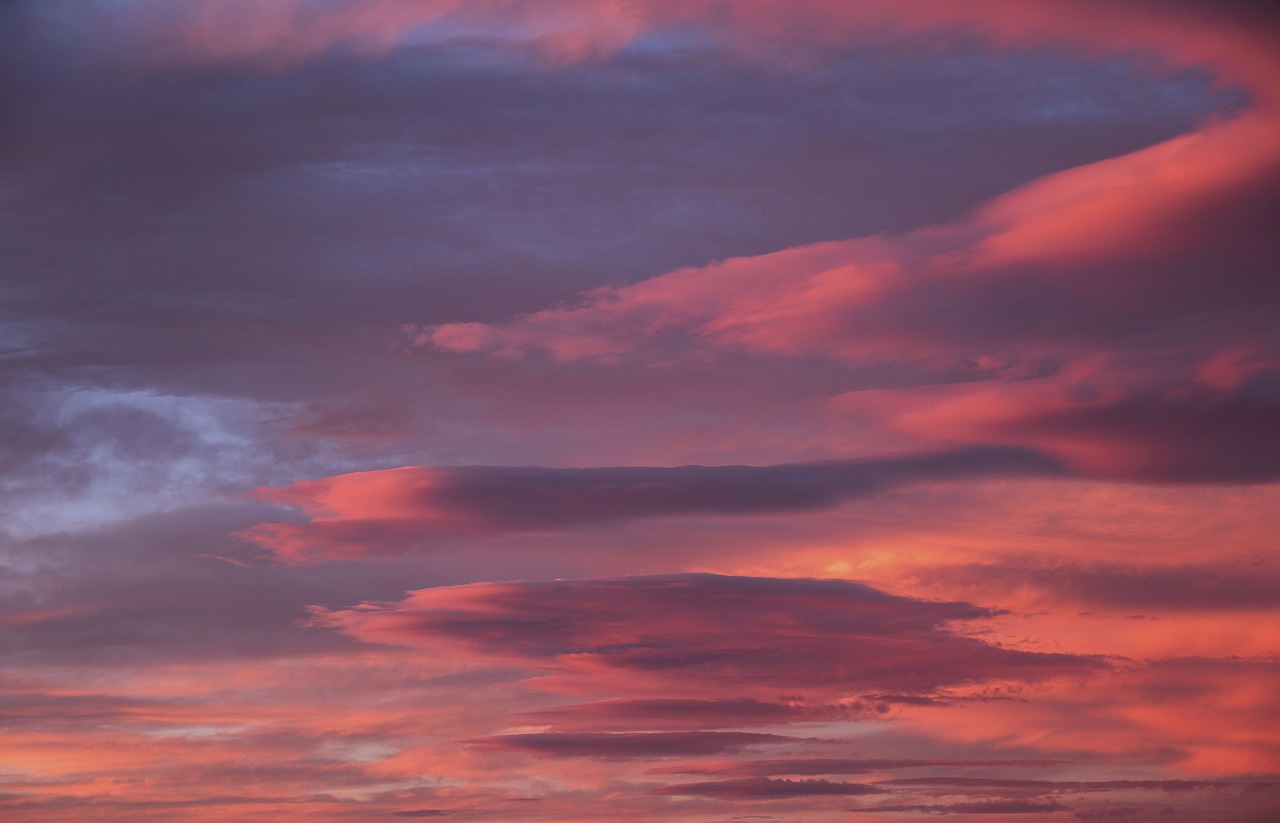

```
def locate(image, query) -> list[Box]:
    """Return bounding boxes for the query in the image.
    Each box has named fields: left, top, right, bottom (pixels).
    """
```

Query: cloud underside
left=316, top=573, right=1099, bottom=696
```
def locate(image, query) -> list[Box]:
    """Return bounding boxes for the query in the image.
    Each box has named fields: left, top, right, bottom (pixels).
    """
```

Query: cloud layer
left=314, top=573, right=1099, bottom=697
left=242, top=446, right=1060, bottom=561
left=1, top=1, right=1277, bottom=821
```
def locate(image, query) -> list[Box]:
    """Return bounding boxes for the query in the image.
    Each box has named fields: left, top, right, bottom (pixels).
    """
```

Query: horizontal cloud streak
left=653, top=777, right=884, bottom=799
left=465, top=731, right=807, bottom=759
left=4, top=1, right=1278, bottom=820
left=648, top=757, right=1068, bottom=777
left=918, top=561, right=1280, bottom=613
left=242, top=446, right=1060, bottom=562
left=885, top=378, right=1280, bottom=484
left=869, top=800, right=1068, bottom=814
left=50, top=0, right=1280, bottom=98
left=517, top=698, right=883, bottom=731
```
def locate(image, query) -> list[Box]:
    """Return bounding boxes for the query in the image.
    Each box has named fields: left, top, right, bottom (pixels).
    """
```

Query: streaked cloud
left=2, top=1, right=1276, bottom=820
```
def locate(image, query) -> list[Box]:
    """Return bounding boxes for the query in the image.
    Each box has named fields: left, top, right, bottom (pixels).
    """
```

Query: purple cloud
left=654, top=777, right=885, bottom=799
left=315, top=573, right=1101, bottom=696
left=242, top=447, right=1061, bottom=561
left=465, top=731, right=808, bottom=759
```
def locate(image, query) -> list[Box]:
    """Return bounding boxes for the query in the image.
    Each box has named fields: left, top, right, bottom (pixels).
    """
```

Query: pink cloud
left=239, top=447, right=1059, bottom=562
left=881, top=373, right=1280, bottom=483
left=78, top=1, right=1280, bottom=99
left=312, top=573, right=1100, bottom=698
left=653, top=776, right=885, bottom=799
left=5, top=2, right=1278, bottom=820
left=383, top=1, right=1280, bottom=521
left=464, top=730, right=814, bottom=759
left=516, top=698, right=882, bottom=732
left=413, top=109, right=1280, bottom=369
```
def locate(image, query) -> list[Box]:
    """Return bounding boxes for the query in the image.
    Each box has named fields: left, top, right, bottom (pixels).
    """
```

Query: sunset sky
left=2, top=1, right=1279, bottom=820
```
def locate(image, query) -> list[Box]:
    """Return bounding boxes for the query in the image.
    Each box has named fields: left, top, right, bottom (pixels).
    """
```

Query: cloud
left=647, top=758, right=1068, bottom=777
left=39, top=0, right=1280, bottom=95
left=0, top=502, right=446, bottom=666
left=886, top=377, right=1280, bottom=484
left=896, top=656, right=1280, bottom=777
left=868, top=800, right=1068, bottom=814
left=385, top=0, right=1280, bottom=498
left=314, top=573, right=1100, bottom=698
left=414, top=110, right=1280, bottom=370
left=403, top=108, right=1280, bottom=485
left=8, top=7, right=1242, bottom=488
left=2, top=2, right=1278, bottom=820
left=654, top=777, right=884, bottom=799
left=861, top=778, right=1279, bottom=819
left=915, top=561, right=1280, bottom=613
left=8, top=0, right=1273, bottom=496
left=516, top=698, right=881, bottom=731
left=877, top=777, right=1264, bottom=793
left=464, top=731, right=808, bottom=759
left=240, top=447, right=1060, bottom=562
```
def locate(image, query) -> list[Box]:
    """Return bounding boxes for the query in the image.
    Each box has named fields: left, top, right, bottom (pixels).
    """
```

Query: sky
left=1, top=1, right=1278, bottom=820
